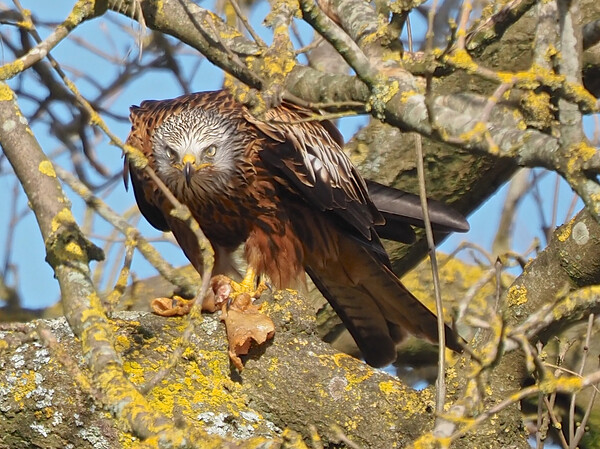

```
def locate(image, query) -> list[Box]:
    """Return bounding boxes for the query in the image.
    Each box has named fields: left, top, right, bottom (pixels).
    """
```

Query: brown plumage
left=126, top=90, right=468, bottom=367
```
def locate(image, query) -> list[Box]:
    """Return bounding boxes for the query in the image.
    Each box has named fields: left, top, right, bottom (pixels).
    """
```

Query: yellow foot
left=151, top=295, right=195, bottom=317
left=234, top=266, right=268, bottom=299
left=230, top=271, right=268, bottom=301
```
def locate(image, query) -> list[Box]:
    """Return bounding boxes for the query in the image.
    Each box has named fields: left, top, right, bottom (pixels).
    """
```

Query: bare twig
left=569, top=313, right=595, bottom=448
left=413, top=132, right=447, bottom=414
left=56, top=167, right=197, bottom=297
left=229, top=0, right=266, bottom=47
left=1, top=0, right=105, bottom=80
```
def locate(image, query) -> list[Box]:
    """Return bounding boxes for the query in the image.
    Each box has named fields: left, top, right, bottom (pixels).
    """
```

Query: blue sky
left=0, top=0, right=592, bottom=309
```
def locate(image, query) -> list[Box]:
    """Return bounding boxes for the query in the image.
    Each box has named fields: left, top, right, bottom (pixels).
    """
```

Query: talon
left=228, top=267, right=267, bottom=301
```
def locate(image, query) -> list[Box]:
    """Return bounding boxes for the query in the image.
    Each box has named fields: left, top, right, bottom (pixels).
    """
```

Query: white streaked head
left=152, top=108, right=246, bottom=192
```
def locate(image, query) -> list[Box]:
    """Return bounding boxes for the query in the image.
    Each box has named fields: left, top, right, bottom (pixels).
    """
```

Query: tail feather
left=306, top=265, right=397, bottom=367
left=367, top=179, right=470, bottom=242
left=306, top=234, right=462, bottom=367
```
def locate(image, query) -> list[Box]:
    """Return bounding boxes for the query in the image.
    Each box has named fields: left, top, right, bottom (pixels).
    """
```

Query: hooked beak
left=180, top=154, right=212, bottom=187
left=182, top=154, right=196, bottom=186
left=184, top=162, right=193, bottom=186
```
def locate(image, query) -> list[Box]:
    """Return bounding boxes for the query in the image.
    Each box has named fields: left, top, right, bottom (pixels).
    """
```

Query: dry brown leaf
left=150, top=296, right=195, bottom=316
left=221, top=292, right=275, bottom=371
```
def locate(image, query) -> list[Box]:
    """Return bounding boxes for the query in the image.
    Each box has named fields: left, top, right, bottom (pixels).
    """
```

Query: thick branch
left=109, top=0, right=263, bottom=89
left=0, top=292, right=444, bottom=449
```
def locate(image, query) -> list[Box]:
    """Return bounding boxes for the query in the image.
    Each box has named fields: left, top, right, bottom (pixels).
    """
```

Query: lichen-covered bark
left=448, top=208, right=600, bottom=449
left=1, top=245, right=597, bottom=449
left=1, top=291, right=444, bottom=449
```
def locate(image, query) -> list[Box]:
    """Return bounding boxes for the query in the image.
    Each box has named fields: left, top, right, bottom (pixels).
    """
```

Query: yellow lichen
left=261, top=51, right=296, bottom=78
left=511, top=109, right=527, bottom=130
left=375, top=79, right=400, bottom=106
left=0, top=60, right=25, bottom=81
left=555, top=376, right=583, bottom=393
left=399, top=90, right=417, bottom=103
left=17, top=19, right=33, bottom=30
left=38, top=160, right=56, bottom=177
left=506, top=285, right=528, bottom=307
left=563, top=81, right=597, bottom=112
left=122, top=360, right=146, bottom=385
left=459, top=121, right=487, bottom=143
left=566, top=142, right=597, bottom=175
left=379, top=380, right=396, bottom=394
left=556, top=219, right=573, bottom=242
left=403, top=254, right=506, bottom=316
left=445, top=366, right=458, bottom=383
left=345, top=369, right=373, bottom=390
left=64, top=0, right=100, bottom=26
left=412, top=434, right=448, bottom=449
left=133, top=347, right=251, bottom=415
left=360, top=19, right=388, bottom=46
left=378, top=379, right=432, bottom=419
left=0, top=83, right=15, bottom=101
left=50, top=208, right=76, bottom=233
left=327, top=352, right=357, bottom=368
left=115, top=335, right=131, bottom=352
left=88, top=109, right=102, bottom=126
left=446, top=49, right=478, bottom=72
left=343, top=419, right=358, bottom=430
left=521, top=90, right=553, bottom=126
left=13, top=370, right=37, bottom=406
left=64, top=240, right=84, bottom=258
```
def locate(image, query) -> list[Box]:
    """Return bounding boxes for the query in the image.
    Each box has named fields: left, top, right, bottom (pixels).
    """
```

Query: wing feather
left=246, top=103, right=383, bottom=242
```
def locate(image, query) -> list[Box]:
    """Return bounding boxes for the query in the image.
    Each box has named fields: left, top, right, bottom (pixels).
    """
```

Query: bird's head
left=151, top=108, right=244, bottom=190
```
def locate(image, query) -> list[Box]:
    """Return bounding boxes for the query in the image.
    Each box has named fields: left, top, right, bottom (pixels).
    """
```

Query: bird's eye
left=205, top=145, right=217, bottom=157
left=165, top=146, right=176, bottom=161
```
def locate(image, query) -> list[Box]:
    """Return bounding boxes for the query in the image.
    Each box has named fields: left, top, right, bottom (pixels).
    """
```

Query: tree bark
left=0, top=291, right=455, bottom=449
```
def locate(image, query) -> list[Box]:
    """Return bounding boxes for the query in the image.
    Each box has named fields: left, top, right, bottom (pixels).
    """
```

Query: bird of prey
left=125, top=90, right=468, bottom=367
